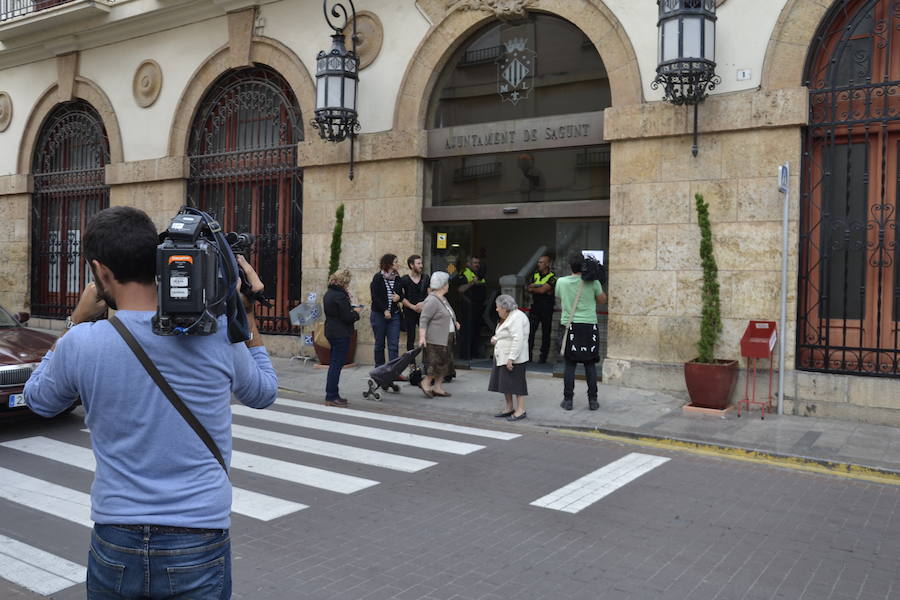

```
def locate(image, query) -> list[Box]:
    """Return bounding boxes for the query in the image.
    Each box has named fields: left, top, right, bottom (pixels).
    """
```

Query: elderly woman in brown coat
left=417, top=271, right=459, bottom=398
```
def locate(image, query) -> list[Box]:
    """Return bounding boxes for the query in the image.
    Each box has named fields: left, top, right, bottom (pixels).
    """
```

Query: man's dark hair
left=407, top=254, right=421, bottom=268
left=569, top=252, right=585, bottom=274
left=379, top=253, right=397, bottom=272
left=83, top=206, right=158, bottom=284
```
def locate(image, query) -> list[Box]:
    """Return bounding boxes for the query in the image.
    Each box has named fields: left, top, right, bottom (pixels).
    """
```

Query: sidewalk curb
left=554, top=425, right=900, bottom=486
left=276, top=384, right=900, bottom=485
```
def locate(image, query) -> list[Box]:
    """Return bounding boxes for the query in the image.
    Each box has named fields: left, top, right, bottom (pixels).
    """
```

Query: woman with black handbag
left=555, top=252, right=607, bottom=411
left=323, top=269, right=361, bottom=407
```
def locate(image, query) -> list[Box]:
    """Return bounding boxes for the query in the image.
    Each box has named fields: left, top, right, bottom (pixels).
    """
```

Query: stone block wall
left=301, top=157, right=424, bottom=362
left=0, top=190, right=30, bottom=313
left=602, top=89, right=804, bottom=403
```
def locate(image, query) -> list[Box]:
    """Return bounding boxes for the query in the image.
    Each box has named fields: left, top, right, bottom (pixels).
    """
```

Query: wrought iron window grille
left=798, top=0, right=900, bottom=377
left=187, top=66, right=303, bottom=336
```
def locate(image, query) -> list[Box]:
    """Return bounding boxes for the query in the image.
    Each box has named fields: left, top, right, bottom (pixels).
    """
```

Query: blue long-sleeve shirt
left=25, top=310, right=277, bottom=529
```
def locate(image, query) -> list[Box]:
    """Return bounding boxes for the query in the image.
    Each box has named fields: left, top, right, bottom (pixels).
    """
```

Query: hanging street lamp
left=652, top=0, right=720, bottom=157
left=311, top=0, right=360, bottom=180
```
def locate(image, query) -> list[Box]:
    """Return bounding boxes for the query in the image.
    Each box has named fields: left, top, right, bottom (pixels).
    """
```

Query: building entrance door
left=424, top=218, right=608, bottom=372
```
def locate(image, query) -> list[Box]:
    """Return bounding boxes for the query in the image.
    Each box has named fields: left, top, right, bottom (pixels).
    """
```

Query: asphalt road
left=1, top=392, right=898, bottom=600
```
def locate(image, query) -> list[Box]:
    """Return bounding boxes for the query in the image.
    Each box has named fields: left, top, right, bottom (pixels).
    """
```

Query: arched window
left=31, top=100, right=110, bottom=319
left=188, top=65, right=303, bottom=335
left=427, top=13, right=611, bottom=207
left=798, top=0, right=900, bottom=375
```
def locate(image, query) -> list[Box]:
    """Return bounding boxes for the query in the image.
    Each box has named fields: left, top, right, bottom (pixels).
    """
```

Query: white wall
left=605, top=0, right=787, bottom=100
left=258, top=0, right=430, bottom=134
left=79, top=17, right=228, bottom=162
left=0, top=57, right=56, bottom=174
left=0, top=0, right=797, bottom=176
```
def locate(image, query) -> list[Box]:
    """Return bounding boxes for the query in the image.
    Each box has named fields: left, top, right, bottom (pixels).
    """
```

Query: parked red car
left=0, top=306, right=59, bottom=418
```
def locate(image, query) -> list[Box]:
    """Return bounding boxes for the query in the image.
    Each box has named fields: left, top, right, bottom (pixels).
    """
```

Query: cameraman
left=24, top=206, right=277, bottom=599
left=555, top=252, right=607, bottom=411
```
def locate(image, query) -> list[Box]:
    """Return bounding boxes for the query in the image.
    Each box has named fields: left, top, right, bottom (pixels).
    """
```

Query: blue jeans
left=88, top=524, right=231, bottom=599
left=326, top=336, right=350, bottom=400
left=371, top=311, right=401, bottom=366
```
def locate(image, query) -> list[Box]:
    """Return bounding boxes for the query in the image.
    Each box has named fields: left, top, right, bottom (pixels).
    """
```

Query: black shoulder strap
left=108, top=315, right=228, bottom=475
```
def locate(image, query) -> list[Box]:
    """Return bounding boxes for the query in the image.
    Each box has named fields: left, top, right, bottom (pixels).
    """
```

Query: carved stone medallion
left=133, top=60, right=163, bottom=108
left=445, top=0, right=538, bottom=21
left=0, top=93, right=11, bottom=132
left=351, top=11, right=384, bottom=70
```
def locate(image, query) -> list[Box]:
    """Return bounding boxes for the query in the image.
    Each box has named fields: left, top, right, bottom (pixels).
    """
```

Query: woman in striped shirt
left=370, top=253, right=403, bottom=367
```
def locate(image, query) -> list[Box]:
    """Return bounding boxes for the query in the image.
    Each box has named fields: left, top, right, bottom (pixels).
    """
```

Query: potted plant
left=313, top=204, right=358, bottom=365
left=683, top=193, right=738, bottom=409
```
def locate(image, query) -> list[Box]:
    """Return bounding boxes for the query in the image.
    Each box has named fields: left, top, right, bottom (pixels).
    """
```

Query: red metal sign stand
left=738, top=321, right=777, bottom=419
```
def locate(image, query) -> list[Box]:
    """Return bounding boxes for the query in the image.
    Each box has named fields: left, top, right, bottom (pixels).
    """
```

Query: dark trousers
left=403, top=310, right=420, bottom=351
left=371, top=311, right=401, bottom=366
left=325, top=336, right=350, bottom=400
left=460, top=303, right=484, bottom=360
left=528, top=305, right=554, bottom=362
left=563, top=359, right=598, bottom=402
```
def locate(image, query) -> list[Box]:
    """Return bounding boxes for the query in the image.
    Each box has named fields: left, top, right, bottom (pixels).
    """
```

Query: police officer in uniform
left=526, top=254, right=556, bottom=363
left=458, top=255, right=487, bottom=359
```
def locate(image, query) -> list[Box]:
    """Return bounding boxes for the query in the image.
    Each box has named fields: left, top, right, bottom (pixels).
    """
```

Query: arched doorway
left=798, top=0, right=900, bottom=375
left=423, top=13, right=610, bottom=367
left=31, top=100, right=110, bottom=319
left=187, top=65, right=303, bottom=335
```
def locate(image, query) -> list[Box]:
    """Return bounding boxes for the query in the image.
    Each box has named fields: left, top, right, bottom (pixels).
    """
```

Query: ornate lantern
left=652, top=0, right=719, bottom=157
left=311, top=0, right=360, bottom=179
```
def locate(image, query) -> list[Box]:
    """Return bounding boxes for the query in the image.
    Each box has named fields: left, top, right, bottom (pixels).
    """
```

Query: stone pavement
left=272, top=357, right=900, bottom=476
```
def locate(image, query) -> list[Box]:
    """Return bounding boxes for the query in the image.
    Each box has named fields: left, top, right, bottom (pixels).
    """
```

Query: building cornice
left=0, top=0, right=278, bottom=70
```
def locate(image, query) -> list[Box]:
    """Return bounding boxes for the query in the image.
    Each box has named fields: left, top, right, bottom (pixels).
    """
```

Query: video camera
left=581, top=254, right=607, bottom=287
left=152, top=207, right=253, bottom=343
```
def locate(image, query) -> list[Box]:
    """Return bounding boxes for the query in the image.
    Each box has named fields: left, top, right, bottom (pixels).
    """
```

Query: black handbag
left=108, top=315, right=228, bottom=474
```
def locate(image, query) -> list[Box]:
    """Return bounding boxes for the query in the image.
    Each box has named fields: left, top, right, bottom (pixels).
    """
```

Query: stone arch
left=393, top=0, right=643, bottom=131
left=761, top=0, right=836, bottom=90
left=168, top=36, right=315, bottom=157
left=18, top=77, right=124, bottom=174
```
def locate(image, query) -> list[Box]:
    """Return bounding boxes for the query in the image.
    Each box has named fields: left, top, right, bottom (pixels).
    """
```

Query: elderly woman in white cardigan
left=488, top=294, right=530, bottom=422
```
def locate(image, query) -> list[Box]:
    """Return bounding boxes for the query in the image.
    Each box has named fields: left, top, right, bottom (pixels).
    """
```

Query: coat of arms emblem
left=497, top=37, right=535, bottom=105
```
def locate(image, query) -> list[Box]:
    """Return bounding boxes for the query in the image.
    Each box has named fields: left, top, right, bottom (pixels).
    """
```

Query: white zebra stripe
left=232, top=424, right=435, bottom=473
left=1, top=437, right=306, bottom=522
left=0, top=535, right=85, bottom=596
left=274, top=398, right=520, bottom=441
left=0, top=466, right=92, bottom=527
left=231, top=405, right=484, bottom=455
left=530, top=453, right=670, bottom=514
left=230, top=451, right=378, bottom=494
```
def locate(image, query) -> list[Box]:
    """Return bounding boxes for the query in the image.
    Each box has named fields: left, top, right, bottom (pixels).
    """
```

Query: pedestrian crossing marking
left=230, top=451, right=378, bottom=493
left=232, top=424, right=436, bottom=472
left=0, top=466, right=92, bottom=527
left=275, top=398, right=521, bottom=441
left=1, top=437, right=307, bottom=522
left=231, top=405, right=485, bottom=455
left=530, top=452, right=670, bottom=514
left=0, top=535, right=85, bottom=596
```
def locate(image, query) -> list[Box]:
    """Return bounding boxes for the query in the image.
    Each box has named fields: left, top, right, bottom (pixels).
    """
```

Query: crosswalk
left=0, top=398, right=673, bottom=597
left=0, top=397, right=520, bottom=596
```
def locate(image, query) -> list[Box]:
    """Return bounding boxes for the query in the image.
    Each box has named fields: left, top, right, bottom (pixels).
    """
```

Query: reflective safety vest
left=532, top=271, right=555, bottom=286
left=462, top=267, right=485, bottom=284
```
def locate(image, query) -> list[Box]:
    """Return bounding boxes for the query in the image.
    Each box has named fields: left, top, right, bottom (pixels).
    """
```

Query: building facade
left=0, top=0, right=897, bottom=424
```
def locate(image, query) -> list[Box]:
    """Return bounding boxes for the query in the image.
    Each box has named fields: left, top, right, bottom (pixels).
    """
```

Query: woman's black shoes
left=507, top=412, right=527, bottom=422
left=494, top=410, right=514, bottom=418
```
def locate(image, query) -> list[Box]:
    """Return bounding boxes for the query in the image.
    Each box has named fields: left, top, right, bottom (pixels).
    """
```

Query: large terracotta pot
left=683, top=359, right=739, bottom=410
left=314, top=331, right=357, bottom=366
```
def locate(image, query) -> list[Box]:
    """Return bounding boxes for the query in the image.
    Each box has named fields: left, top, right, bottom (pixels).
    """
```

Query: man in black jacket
left=399, top=254, right=430, bottom=351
